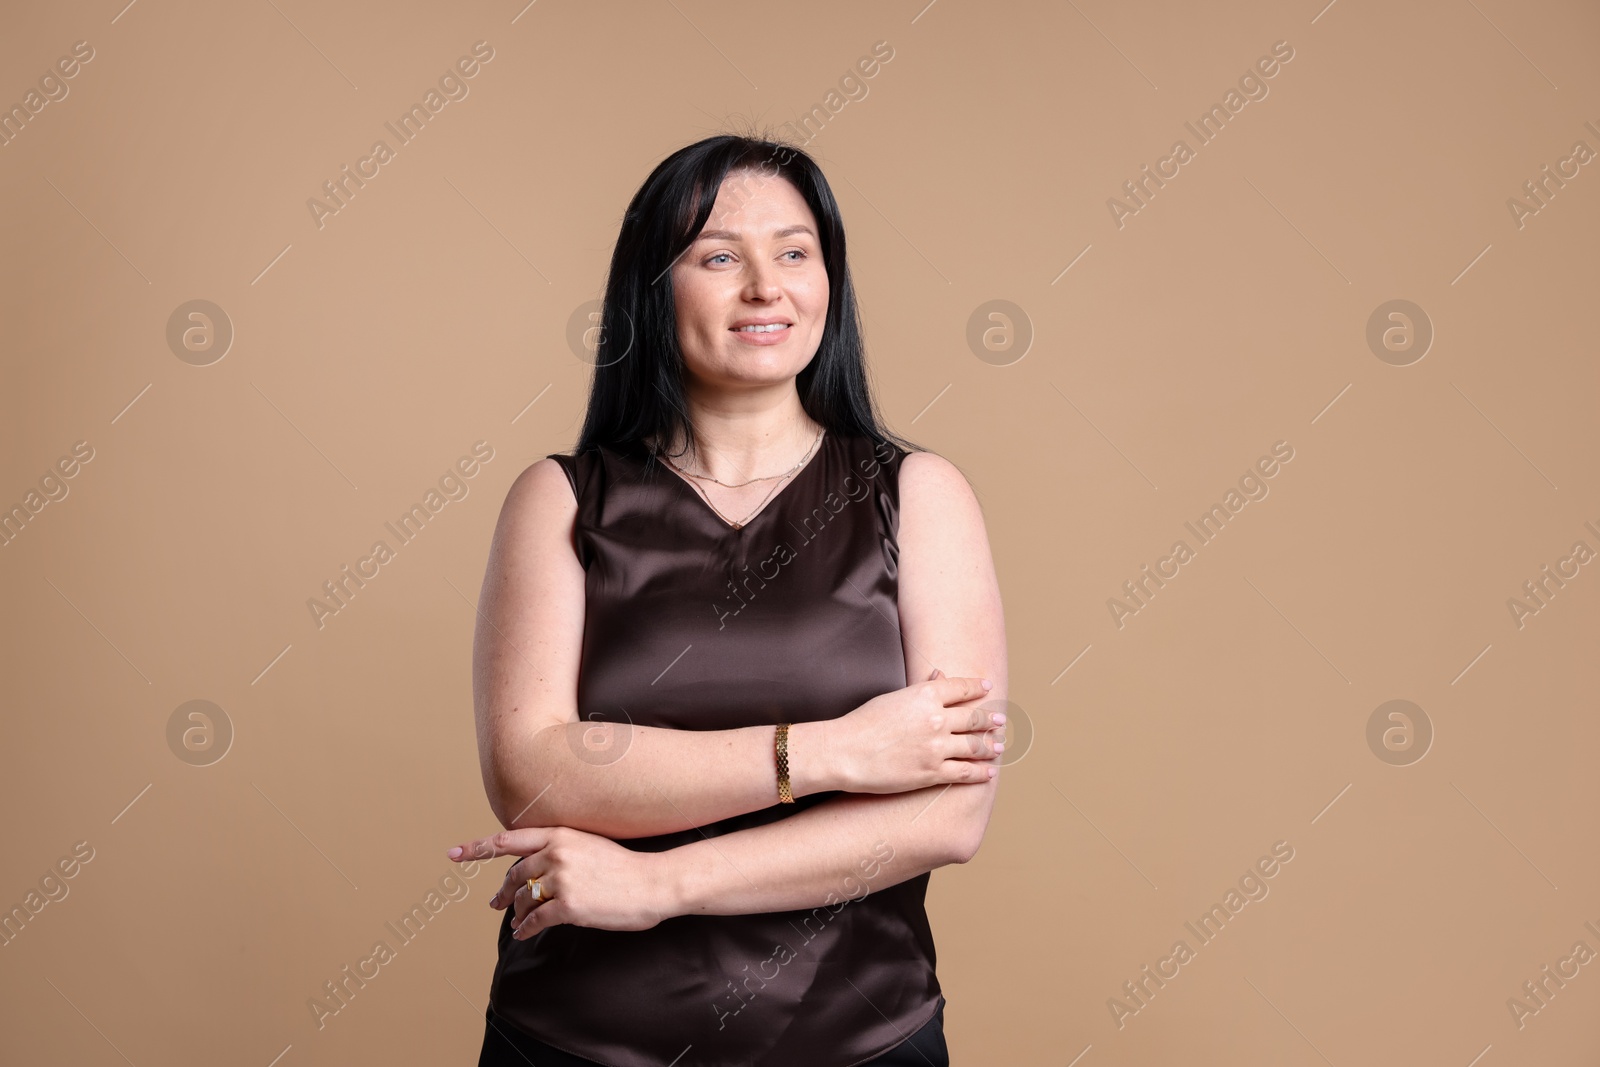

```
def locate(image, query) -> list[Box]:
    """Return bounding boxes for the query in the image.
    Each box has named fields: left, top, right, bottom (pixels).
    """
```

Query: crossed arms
left=471, top=449, right=1007, bottom=914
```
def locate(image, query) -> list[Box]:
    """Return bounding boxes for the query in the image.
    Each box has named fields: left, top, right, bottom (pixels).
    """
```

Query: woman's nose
left=742, top=260, right=780, bottom=299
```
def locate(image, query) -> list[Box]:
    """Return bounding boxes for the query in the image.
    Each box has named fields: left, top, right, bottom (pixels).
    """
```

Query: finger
left=513, top=864, right=555, bottom=917
left=520, top=872, right=550, bottom=922
left=941, top=757, right=997, bottom=783
left=491, top=855, right=542, bottom=910
left=505, top=856, right=532, bottom=907
left=514, top=899, right=566, bottom=940
left=450, top=835, right=508, bottom=865
left=952, top=704, right=1007, bottom=734
left=491, top=857, right=529, bottom=910
left=933, top=674, right=993, bottom=707
left=948, top=729, right=1003, bottom=761
left=448, top=827, right=549, bottom=865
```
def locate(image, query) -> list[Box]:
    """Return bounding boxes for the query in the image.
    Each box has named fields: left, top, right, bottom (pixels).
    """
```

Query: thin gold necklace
left=660, top=426, right=824, bottom=529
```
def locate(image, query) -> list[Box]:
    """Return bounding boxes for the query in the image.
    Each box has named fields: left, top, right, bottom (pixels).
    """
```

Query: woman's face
left=670, top=170, right=829, bottom=395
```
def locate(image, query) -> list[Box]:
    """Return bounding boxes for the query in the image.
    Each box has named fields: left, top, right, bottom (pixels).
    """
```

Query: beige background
left=2, top=0, right=1597, bottom=1063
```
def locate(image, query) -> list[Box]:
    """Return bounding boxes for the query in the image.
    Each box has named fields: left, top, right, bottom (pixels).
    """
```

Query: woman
left=448, top=133, right=1008, bottom=1066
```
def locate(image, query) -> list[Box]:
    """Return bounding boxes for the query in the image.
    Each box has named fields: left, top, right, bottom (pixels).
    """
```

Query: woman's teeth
left=734, top=323, right=790, bottom=332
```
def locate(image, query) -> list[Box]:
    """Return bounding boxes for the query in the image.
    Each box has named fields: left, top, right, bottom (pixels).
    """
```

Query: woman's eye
left=705, top=250, right=805, bottom=266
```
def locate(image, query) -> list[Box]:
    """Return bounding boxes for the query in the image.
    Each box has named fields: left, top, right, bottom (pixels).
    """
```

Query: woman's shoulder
left=536, top=440, right=642, bottom=499
left=895, top=447, right=980, bottom=513
left=498, top=455, right=583, bottom=520
left=838, top=431, right=911, bottom=468
left=836, top=436, right=979, bottom=529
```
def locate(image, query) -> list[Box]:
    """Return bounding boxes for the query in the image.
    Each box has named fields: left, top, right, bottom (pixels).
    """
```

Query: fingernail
left=992, top=712, right=1006, bottom=724
left=994, top=742, right=1005, bottom=753
left=447, top=846, right=463, bottom=859
left=980, top=679, right=993, bottom=690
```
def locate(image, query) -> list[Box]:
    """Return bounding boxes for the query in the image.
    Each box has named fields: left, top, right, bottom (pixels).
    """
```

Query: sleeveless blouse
left=485, top=430, right=944, bottom=1067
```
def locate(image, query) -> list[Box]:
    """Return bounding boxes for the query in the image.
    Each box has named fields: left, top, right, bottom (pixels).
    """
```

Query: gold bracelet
left=775, top=723, right=794, bottom=803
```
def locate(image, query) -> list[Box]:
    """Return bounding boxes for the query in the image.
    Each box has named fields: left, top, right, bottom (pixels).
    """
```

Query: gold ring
left=526, top=877, right=544, bottom=903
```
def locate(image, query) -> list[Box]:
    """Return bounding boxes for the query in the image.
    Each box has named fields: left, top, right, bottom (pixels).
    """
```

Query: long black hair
left=572, top=131, right=922, bottom=473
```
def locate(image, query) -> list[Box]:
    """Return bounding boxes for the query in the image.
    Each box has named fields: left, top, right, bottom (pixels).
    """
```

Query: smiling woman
left=452, top=132, right=1008, bottom=1067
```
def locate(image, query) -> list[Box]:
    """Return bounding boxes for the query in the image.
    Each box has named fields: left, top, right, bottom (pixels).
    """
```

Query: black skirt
left=477, top=996, right=950, bottom=1067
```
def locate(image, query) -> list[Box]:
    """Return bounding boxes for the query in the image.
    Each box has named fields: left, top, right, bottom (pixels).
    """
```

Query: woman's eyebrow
left=694, top=224, right=816, bottom=242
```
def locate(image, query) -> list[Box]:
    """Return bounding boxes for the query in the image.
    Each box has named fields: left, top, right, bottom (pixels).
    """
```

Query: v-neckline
left=647, top=431, right=829, bottom=533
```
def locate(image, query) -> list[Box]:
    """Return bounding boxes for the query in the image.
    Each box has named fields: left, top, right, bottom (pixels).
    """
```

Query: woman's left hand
left=447, top=826, right=674, bottom=938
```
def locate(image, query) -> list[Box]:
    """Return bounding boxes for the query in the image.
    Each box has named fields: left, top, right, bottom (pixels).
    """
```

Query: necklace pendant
left=730, top=522, right=742, bottom=530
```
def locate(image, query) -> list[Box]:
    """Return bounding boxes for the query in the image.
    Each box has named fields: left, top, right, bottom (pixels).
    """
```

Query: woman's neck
left=653, top=405, right=824, bottom=482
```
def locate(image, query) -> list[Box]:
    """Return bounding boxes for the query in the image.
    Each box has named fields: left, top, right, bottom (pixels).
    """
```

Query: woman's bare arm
left=474, top=457, right=854, bottom=836
left=658, top=451, right=1008, bottom=914
left=662, top=775, right=994, bottom=917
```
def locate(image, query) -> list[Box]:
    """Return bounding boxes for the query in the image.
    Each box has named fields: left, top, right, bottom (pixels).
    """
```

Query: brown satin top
left=486, top=430, right=944, bottom=1067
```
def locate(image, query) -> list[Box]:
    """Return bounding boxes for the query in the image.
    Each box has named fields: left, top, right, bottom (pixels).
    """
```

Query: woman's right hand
left=819, top=669, right=1005, bottom=794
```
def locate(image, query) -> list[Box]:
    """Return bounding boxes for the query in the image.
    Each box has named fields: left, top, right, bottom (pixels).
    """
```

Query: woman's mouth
left=730, top=322, right=793, bottom=344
